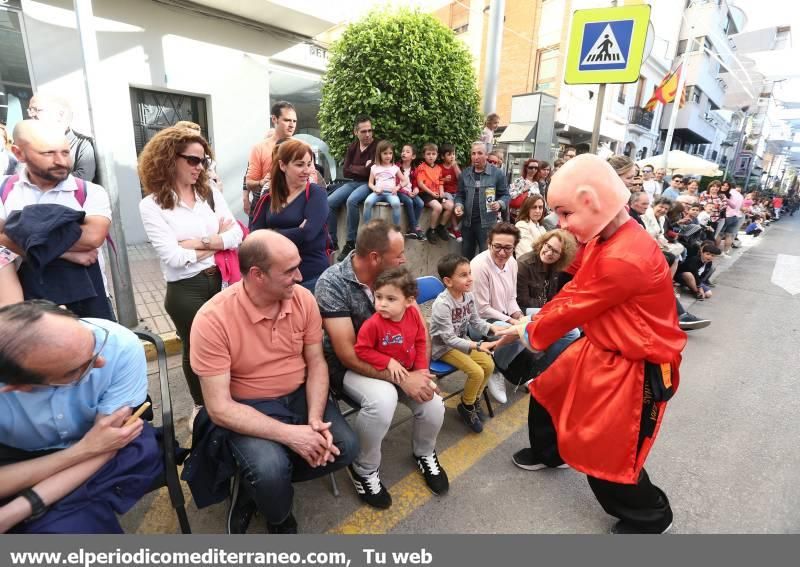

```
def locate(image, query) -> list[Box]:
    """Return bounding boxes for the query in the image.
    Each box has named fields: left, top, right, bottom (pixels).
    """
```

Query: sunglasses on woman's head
left=178, top=154, right=210, bottom=168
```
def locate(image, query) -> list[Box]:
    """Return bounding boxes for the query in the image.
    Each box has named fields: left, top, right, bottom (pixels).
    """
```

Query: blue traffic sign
left=578, top=20, right=634, bottom=72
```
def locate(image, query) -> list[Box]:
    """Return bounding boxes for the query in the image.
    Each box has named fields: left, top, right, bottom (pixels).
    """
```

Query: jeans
left=164, top=270, right=222, bottom=405
left=227, top=388, right=358, bottom=524
left=363, top=192, right=402, bottom=225
left=343, top=370, right=445, bottom=476
left=398, top=193, right=424, bottom=229
left=327, top=182, right=370, bottom=245
left=461, top=223, right=487, bottom=259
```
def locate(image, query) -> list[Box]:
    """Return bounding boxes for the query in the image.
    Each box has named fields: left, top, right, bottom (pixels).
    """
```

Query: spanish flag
left=644, top=65, right=686, bottom=111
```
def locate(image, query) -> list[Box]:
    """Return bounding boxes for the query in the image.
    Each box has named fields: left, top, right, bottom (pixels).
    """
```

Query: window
left=129, top=87, right=209, bottom=155
left=0, top=5, right=34, bottom=130
left=534, top=48, right=560, bottom=94
left=686, top=86, right=702, bottom=104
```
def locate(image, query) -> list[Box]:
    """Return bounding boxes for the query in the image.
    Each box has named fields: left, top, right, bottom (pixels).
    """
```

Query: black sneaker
left=267, top=512, right=298, bottom=534
left=227, top=474, right=257, bottom=534
left=457, top=402, right=483, bottom=433
left=511, top=448, right=569, bottom=471
left=415, top=229, right=427, bottom=241
left=610, top=520, right=672, bottom=535
left=678, top=312, right=711, bottom=331
left=348, top=465, right=392, bottom=509
left=426, top=228, right=439, bottom=244
left=414, top=451, right=449, bottom=495
left=404, top=229, right=419, bottom=239
left=337, top=241, right=355, bottom=262
left=435, top=224, right=450, bottom=241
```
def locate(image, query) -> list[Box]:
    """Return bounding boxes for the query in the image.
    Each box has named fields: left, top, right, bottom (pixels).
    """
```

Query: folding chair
left=135, top=330, right=191, bottom=534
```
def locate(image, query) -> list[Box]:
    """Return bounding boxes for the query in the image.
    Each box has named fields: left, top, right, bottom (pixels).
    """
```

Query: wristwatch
left=201, top=236, right=211, bottom=248
left=20, top=488, right=48, bottom=521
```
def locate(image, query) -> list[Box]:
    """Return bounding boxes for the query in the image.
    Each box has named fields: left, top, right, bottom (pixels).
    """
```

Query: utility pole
left=73, top=0, right=138, bottom=328
left=482, top=0, right=505, bottom=114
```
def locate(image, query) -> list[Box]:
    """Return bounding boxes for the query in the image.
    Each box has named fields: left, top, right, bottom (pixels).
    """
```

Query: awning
left=497, top=122, right=537, bottom=143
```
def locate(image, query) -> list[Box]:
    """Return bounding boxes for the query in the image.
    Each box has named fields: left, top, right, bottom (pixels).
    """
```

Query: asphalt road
left=123, top=214, right=800, bottom=534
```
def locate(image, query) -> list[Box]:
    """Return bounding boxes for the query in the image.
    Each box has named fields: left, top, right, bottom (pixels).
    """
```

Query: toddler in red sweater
left=354, top=266, right=428, bottom=383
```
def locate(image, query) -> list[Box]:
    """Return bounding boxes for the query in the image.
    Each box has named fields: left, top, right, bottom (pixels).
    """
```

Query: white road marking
left=771, top=254, right=800, bottom=295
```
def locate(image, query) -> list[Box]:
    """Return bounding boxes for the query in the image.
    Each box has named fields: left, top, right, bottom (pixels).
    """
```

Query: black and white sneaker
left=227, top=473, right=257, bottom=534
left=414, top=451, right=449, bottom=495
left=678, top=312, right=711, bottom=331
left=610, top=520, right=672, bottom=535
left=348, top=465, right=392, bottom=509
left=511, top=448, right=569, bottom=471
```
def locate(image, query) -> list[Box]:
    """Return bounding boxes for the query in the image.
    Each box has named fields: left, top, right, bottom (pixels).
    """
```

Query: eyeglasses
left=178, top=154, right=210, bottom=168
left=490, top=244, right=514, bottom=253
left=48, top=321, right=109, bottom=388
left=542, top=242, right=562, bottom=256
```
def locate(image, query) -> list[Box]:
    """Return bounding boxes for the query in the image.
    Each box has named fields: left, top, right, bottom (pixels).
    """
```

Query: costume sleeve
left=524, top=256, right=642, bottom=351
left=354, top=316, right=391, bottom=370
left=412, top=307, right=429, bottom=370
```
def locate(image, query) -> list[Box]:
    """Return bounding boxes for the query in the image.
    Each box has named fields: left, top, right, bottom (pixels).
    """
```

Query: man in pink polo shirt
left=190, top=230, right=357, bottom=534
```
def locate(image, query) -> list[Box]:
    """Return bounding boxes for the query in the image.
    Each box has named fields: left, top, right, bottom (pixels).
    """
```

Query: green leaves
left=320, top=8, right=482, bottom=164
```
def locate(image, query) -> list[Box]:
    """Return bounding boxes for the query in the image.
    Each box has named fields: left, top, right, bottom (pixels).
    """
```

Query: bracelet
left=19, top=488, right=48, bottom=521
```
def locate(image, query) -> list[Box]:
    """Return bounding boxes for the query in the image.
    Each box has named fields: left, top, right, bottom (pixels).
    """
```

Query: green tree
left=319, top=9, right=482, bottom=166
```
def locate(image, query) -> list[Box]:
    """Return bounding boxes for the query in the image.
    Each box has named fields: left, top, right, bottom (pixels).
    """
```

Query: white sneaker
left=487, top=372, right=508, bottom=404
left=189, top=404, right=203, bottom=435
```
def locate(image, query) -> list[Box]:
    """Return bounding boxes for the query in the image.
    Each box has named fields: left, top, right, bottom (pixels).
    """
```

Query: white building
left=1, top=0, right=336, bottom=243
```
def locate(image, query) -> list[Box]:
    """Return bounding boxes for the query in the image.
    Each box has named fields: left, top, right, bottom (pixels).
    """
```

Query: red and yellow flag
left=644, top=64, right=685, bottom=111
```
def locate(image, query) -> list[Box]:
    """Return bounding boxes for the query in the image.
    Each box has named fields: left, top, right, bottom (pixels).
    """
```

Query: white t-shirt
left=0, top=168, right=112, bottom=292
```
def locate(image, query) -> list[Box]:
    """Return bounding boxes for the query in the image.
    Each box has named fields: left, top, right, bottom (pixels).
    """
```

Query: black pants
left=164, top=270, right=222, bottom=406
left=528, top=395, right=673, bottom=533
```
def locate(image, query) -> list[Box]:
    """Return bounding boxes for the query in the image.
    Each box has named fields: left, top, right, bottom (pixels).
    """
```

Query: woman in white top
left=514, top=194, right=547, bottom=257
left=643, top=197, right=685, bottom=265
left=138, top=126, right=242, bottom=414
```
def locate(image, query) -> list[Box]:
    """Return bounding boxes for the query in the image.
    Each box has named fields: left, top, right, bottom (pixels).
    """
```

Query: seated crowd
left=0, top=106, right=787, bottom=534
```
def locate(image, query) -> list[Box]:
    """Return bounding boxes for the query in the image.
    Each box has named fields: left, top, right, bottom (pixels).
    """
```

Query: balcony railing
left=628, top=107, right=654, bottom=129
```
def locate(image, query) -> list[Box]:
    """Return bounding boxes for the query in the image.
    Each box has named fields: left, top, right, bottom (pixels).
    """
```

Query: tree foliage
left=319, top=9, right=482, bottom=165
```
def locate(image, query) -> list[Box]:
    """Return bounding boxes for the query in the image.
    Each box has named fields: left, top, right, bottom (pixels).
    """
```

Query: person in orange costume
left=499, top=154, right=686, bottom=534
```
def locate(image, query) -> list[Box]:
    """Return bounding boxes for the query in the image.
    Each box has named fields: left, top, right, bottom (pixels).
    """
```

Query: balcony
left=628, top=107, right=654, bottom=130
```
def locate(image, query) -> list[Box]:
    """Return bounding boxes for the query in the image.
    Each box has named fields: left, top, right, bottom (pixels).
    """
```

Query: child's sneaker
left=435, top=224, right=450, bottom=241
left=404, top=229, right=419, bottom=239
left=415, top=229, right=427, bottom=241
left=457, top=401, right=483, bottom=433
left=426, top=227, right=439, bottom=244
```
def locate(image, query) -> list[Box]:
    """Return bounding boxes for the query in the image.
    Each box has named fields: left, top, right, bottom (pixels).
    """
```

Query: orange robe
left=525, top=219, right=687, bottom=484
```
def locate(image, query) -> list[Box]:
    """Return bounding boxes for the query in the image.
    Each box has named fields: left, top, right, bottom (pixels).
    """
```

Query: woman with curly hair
left=516, top=229, right=577, bottom=313
left=138, top=126, right=242, bottom=425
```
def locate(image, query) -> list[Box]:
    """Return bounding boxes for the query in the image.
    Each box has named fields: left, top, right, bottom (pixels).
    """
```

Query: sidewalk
left=127, top=243, right=175, bottom=335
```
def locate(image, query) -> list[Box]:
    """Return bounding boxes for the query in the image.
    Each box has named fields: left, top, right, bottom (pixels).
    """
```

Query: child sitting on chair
left=354, top=266, right=428, bottom=384
left=429, top=253, right=505, bottom=434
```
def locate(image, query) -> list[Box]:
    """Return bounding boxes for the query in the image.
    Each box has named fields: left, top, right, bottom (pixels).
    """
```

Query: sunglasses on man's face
left=178, top=154, right=210, bottom=168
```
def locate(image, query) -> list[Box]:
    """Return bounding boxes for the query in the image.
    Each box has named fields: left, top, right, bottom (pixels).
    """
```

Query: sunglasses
left=178, top=154, right=210, bottom=168
left=526, top=165, right=538, bottom=170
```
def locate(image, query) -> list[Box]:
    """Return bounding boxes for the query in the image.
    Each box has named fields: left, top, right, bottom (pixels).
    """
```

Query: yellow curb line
left=328, top=395, right=529, bottom=535
left=141, top=332, right=183, bottom=361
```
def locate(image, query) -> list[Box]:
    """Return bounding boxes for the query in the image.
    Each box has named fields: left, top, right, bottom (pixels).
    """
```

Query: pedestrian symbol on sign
left=578, top=20, right=634, bottom=72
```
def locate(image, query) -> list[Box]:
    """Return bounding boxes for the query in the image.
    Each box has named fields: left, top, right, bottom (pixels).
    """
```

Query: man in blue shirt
left=661, top=174, right=683, bottom=202
left=0, top=300, right=161, bottom=533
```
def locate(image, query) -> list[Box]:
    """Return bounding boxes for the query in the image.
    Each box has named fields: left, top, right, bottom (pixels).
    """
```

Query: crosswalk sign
left=564, top=5, right=650, bottom=84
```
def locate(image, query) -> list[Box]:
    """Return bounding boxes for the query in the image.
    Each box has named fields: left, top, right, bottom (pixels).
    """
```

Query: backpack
left=1, top=174, right=117, bottom=257
left=249, top=182, right=335, bottom=263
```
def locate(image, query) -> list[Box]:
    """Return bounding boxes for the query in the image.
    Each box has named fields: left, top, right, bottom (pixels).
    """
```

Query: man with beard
left=0, top=120, right=113, bottom=318
left=498, top=155, right=686, bottom=534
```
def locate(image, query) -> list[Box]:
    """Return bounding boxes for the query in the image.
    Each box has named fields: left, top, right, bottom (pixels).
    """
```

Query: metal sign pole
left=73, top=0, right=138, bottom=328
left=660, top=34, right=693, bottom=172
left=590, top=84, right=606, bottom=154
left=482, top=0, right=506, bottom=115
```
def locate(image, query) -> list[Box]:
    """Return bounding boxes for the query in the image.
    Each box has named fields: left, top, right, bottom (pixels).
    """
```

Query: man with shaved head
left=0, top=300, right=162, bottom=533
left=0, top=120, right=113, bottom=319
left=188, top=230, right=357, bottom=534
left=499, top=155, right=686, bottom=534
left=28, top=94, right=97, bottom=182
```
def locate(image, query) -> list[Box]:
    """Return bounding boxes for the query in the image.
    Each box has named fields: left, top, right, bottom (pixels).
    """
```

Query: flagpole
left=661, top=33, right=694, bottom=172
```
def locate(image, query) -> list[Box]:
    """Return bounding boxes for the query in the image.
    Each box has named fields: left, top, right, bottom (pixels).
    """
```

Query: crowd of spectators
left=0, top=101, right=795, bottom=535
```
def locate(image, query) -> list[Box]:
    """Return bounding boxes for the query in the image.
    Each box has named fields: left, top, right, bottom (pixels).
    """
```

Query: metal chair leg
left=483, top=389, right=495, bottom=418
left=329, top=472, right=340, bottom=497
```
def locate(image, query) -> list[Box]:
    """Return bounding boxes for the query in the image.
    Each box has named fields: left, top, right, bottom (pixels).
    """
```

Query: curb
left=142, top=331, right=183, bottom=361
